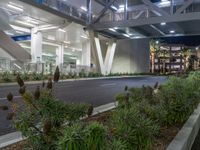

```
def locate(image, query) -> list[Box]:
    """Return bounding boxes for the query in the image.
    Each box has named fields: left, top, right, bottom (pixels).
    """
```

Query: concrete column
left=94, top=37, right=106, bottom=74
left=104, top=42, right=117, bottom=74
left=31, top=27, right=42, bottom=63
left=82, top=40, right=91, bottom=67
left=56, top=44, right=64, bottom=68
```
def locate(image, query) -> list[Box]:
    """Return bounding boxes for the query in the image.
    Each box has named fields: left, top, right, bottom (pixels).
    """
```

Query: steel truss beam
left=175, top=0, right=193, bottom=14
left=142, top=0, right=169, bottom=16
left=92, top=0, right=117, bottom=24
left=88, top=12, right=200, bottom=30
left=95, top=0, right=118, bottom=11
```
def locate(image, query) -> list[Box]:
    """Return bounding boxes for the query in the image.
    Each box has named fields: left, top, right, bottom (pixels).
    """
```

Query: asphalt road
left=0, top=76, right=167, bottom=136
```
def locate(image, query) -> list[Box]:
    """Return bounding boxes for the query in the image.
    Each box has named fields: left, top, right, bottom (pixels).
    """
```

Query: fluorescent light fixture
left=80, top=6, right=87, bottom=11
left=16, top=31, right=24, bottom=34
left=156, top=41, right=159, bottom=44
left=169, top=30, right=175, bottom=33
left=64, top=41, right=70, bottom=44
left=42, top=53, right=54, bottom=57
left=160, top=22, right=166, bottom=26
left=119, top=5, right=124, bottom=8
left=81, top=35, right=89, bottom=39
left=16, top=20, right=35, bottom=27
left=7, top=2, right=23, bottom=12
left=158, top=0, right=170, bottom=7
left=39, top=26, right=59, bottom=31
left=58, top=28, right=66, bottom=32
left=114, top=27, right=118, bottom=30
left=122, top=34, right=130, bottom=38
left=42, top=41, right=59, bottom=47
left=109, top=28, right=116, bottom=32
left=111, top=5, right=117, bottom=10
left=10, top=24, right=31, bottom=33
left=20, top=45, right=31, bottom=49
left=64, top=52, right=72, bottom=56
left=69, top=56, right=77, bottom=60
left=5, top=31, right=14, bottom=36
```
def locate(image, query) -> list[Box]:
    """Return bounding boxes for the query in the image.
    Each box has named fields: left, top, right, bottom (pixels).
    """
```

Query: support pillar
left=56, top=44, right=64, bottom=68
left=31, top=27, right=42, bottom=63
left=82, top=40, right=91, bottom=70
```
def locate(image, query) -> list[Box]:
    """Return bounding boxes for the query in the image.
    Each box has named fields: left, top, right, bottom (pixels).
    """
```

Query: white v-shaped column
left=94, top=37, right=116, bottom=75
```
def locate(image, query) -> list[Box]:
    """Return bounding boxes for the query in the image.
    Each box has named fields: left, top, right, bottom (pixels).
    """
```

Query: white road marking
left=0, top=96, right=22, bottom=101
left=100, top=83, right=116, bottom=87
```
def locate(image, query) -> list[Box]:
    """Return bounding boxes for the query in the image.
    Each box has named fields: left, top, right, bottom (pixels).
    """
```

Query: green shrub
left=59, top=123, right=86, bottom=150
left=85, top=122, right=107, bottom=150
left=111, top=108, right=159, bottom=150
left=31, top=72, right=44, bottom=81
left=1, top=71, right=13, bottom=82
left=108, top=138, right=128, bottom=150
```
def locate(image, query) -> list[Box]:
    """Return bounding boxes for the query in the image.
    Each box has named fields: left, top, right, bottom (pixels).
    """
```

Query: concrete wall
left=111, top=38, right=150, bottom=73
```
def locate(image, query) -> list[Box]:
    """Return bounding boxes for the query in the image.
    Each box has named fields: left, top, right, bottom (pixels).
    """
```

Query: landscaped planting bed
left=1, top=68, right=200, bottom=150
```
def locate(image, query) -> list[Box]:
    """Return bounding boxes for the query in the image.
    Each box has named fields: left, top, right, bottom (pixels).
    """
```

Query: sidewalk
left=0, top=75, right=150, bottom=87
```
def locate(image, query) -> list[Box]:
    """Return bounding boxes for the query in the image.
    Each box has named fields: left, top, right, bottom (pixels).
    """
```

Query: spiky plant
left=16, top=74, right=24, bottom=87
left=54, top=66, right=60, bottom=82
left=34, top=86, right=40, bottom=100
left=7, top=92, right=13, bottom=101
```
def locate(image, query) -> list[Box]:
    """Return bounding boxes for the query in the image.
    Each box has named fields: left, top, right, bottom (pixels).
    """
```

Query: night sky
left=155, top=35, right=200, bottom=47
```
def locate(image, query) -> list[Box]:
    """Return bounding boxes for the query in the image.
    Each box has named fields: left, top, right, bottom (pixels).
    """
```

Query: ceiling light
left=10, top=24, right=31, bottom=33
left=5, top=31, right=14, bottom=36
left=64, top=41, right=70, bottom=44
left=156, top=41, right=159, bottom=44
left=64, top=52, right=72, bottom=56
left=81, top=35, right=89, bottom=39
left=16, top=20, right=35, bottom=27
left=7, top=2, right=23, bottom=12
left=39, top=26, right=59, bottom=31
left=169, top=30, right=175, bottom=33
left=119, top=5, right=124, bottom=8
left=80, top=6, right=87, bottom=11
left=109, top=28, right=116, bottom=32
left=160, top=22, right=166, bottom=26
left=122, top=34, right=130, bottom=38
left=69, top=56, right=77, bottom=60
left=114, top=27, right=118, bottom=30
left=196, top=47, right=199, bottom=50
left=58, top=28, right=66, bottom=32
left=16, top=31, right=24, bottom=34
left=111, top=5, right=117, bottom=10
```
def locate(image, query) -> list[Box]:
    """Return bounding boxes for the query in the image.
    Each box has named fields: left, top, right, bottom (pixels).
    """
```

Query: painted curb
left=167, top=103, right=200, bottom=150
left=0, top=102, right=117, bottom=149
left=0, top=75, right=150, bottom=87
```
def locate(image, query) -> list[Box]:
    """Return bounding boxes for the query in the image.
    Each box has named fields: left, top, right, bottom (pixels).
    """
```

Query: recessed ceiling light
left=16, top=20, right=35, bottom=27
left=160, top=22, right=166, bottom=26
left=80, top=6, right=87, bottom=11
left=169, top=30, right=175, bottom=33
left=58, top=28, right=66, bottom=32
left=109, top=28, right=116, bottom=32
left=7, top=2, right=23, bottom=12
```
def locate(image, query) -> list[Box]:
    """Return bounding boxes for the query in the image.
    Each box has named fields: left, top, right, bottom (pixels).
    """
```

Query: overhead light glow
left=69, top=56, right=77, bottom=60
left=58, top=28, right=66, bottom=32
left=16, top=31, right=24, bottom=34
left=156, top=40, right=159, bottom=44
left=7, top=2, right=23, bottom=12
left=109, top=28, right=116, bottom=32
left=160, top=22, right=166, bottom=26
left=5, top=31, right=14, bottom=36
left=64, top=41, right=70, bottom=44
left=81, top=35, right=89, bottom=39
left=196, top=47, right=199, bottom=50
left=122, top=34, right=130, bottom=38
left=169, top=30, right=175, bottom=33
left=114, top=27, right=118, bottom=30
left=16, top=20, right=35, bottom=27
left=64, top=52, right=72, bottom=56
left=80, top=6, right=87, bottom=11
left=111, top=5, right=117, bottom=10
left=39, top=26, right=59, bottom=31
left=10, top=24, right=31, bottom=33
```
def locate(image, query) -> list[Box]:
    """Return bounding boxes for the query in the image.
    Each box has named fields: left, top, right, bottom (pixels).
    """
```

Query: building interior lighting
left=7, top=2, right=23, bottom=12
left=64, top=41, right=70, bottom=44
left=10, top=24, right=31, bottom=33
left=123, top=33, right=130, bottom=37
left=16, top=20, right=35, bottom=27
left=64, top=52, right=72, bottom=56
left=111, top=5, right=117, bottom=10
left=161, top=22, right=166, bottom=26
left=109, top=28, right=116, bottom=32
left=81, top=35, right=89, bottom=39
left=39, top=26, right=59, bottom=31
left=5, top=31, right=14, bottom=36
left=156, top=40, right=159, bottom=44
left=58, top=28, right=66, bottom=32
left=80, top=6, right=87, bottom=11
left=69, top=56, right=77, bottom=60
left=169, top=30, right=175, bottom=33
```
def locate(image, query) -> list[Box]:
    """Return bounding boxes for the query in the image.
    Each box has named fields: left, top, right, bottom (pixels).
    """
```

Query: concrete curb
left=0, top=102, right=117, bottom=149
left=0, top=75, right=150, bottom=87
left=167, top=103, right=200, bottom=150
